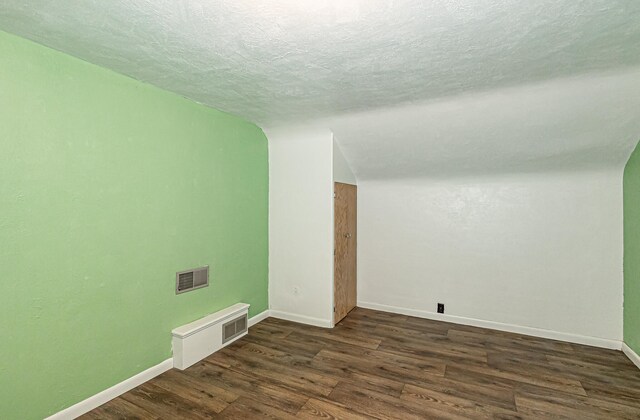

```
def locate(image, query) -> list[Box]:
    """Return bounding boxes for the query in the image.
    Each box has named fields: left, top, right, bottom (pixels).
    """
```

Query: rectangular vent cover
left=222, top=314, right=248, bottom=344
left=176, top=266, right=209, bottom=294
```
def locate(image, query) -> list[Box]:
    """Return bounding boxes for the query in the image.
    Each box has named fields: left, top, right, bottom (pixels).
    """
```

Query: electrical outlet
left=437, top=303, right=445, bottom=314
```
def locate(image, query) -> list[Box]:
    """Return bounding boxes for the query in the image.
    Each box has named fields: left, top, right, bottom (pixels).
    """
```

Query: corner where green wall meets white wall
left=624, top=140, right=640, bottom=356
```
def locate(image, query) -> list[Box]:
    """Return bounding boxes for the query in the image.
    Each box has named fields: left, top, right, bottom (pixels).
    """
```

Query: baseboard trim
left=622, top=342, right=640, bottom=370
left=45, top=358, right=173, bottom=420
left=269, top=310, right=333, bottom=328
left=249, top=309, right=271, bottom=327
left=46, top=310, right=270, bottom=419
left=357, top=301, right=621, bottom=350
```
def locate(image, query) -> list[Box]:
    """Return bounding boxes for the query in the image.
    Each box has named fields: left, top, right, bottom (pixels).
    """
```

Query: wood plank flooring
left=83, top=308, right=640, bottom=419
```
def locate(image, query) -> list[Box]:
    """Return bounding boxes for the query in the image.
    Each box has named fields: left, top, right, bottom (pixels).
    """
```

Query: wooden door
left=334, top=182, right=357, bottom=323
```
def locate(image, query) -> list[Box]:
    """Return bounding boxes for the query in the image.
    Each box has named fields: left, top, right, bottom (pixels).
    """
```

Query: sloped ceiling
left=327, top=68, right=640, bottom=179
left=1, top=1, right=639, bottom=178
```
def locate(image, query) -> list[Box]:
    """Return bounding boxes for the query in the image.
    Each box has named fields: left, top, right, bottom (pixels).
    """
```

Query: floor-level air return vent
left=176, top=266, right=208, bottom=294
left=172, top=303, right=249, bottom=370
left=223, top=314, right=248, bottom=344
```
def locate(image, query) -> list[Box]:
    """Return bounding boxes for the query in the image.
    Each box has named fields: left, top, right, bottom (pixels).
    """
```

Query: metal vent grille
left=176, top=266, right=209, bottom=294
left=222, top=314, right=248, bottom=344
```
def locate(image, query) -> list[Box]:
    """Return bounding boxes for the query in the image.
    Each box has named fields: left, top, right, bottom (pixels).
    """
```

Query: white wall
left=333, top=137, right=357, bottom=185
left=267, top=126, right=334, bottom=327
left=358, top=170, right=624, bottom=346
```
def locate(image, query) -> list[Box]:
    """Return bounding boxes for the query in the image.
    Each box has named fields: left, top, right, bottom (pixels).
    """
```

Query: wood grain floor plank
left=249, top=322, right=294, bottom=340
left=217, top=396, right=301, bottom=419
left=183, top=360, right=309, bottom=414
left=514, top=383, right=640, bottom=419
left=297, top=398, right=373, bottom=419
left=379, top=338, right=489, bottom=365
left=372, top=322, right=450, bottom=340
left=448, top=328, right=575, bottom=355
left=328, top=381, right=470, bottom=420
left=401, top=383, right=522, bottom=419
left=84, top=308, right=640, bottom=419
left=241, top=334, right=404, bottom=398
left=148, top=369, right=236, bottom=413
left=243, top=330, right=322, bottom=359
left=289, top=325, right=382, bottom=350
left=581, top=380, right=640, bottom=410
left=389, top=367, right=518, bottom=411
left=446, top=363, right=587, bottom=396
left=305, top=354, right=406, bottom=397
left=546, top=353, right=640, bottom=381
left=215, top=346, right=339, bottom=397
left=78, top=397, right=159, bottom=420
left=315, top=350, right=442, bottom=390
left=284, top=329, right=370, bottom=357
left=488, top=351, right=640, bottom=391
left=120, top=382, right=217, bottom=419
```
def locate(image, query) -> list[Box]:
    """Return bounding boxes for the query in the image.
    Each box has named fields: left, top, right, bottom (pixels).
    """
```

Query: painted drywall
left=2, top=2, right=640, bottom=125
left=0, top=30, right=268, bottom=420
left=358, top=170, right=624, bottom=343
left=624, top=141, right=640, bottom=354
left=267, top=126, right=334, bottom=326
left=327, top=68, right=640, bottom=180
left=333, top=138, right=357, bottom=185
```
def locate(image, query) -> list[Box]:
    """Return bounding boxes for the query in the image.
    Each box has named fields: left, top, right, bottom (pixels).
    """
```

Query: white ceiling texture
left=2, top=0, right=640, bottom=178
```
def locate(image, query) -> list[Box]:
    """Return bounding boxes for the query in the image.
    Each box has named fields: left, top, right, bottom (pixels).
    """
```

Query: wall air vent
left=176, top=266, right=209, bottom=294
left=172, top=303, right=249, bottom=369
left=222, top=313, right=248, bottom=344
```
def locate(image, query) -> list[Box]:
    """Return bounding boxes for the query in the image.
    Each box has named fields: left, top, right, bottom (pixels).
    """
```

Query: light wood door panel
left=334, top=182, right=357, bottom=323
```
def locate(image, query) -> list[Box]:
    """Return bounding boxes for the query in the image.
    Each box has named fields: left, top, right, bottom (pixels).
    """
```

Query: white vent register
left=172, top=303, right=249, bottom=370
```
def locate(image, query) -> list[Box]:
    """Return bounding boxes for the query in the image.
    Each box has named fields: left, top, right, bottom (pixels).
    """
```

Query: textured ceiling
left=326, top=68, right=640, bottom=179
left=1, top=0, right=640, bottom=126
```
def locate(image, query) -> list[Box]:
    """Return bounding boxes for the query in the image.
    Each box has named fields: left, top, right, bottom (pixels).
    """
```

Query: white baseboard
left=45, top=358, right=173, bottom=420
left=269, top=310, right=333, bottom=328
left=44, top=309, right=273, bottom=419
left=43, top=305, right=630, bottom=419
left=622, top=342, right=640, bottom=370
left=249, top=309, right=271, bottom=327
left=357, top=301, right=621, bottom=350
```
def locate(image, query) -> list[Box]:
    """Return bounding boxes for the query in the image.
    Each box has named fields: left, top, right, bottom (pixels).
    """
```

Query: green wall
left=624, top=141, right=640, bottom=355
left=0, top=31, right=268, bottom=419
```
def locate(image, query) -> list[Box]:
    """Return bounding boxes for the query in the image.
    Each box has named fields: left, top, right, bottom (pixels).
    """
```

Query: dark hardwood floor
left=83, top=308, right=640, bottom=419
